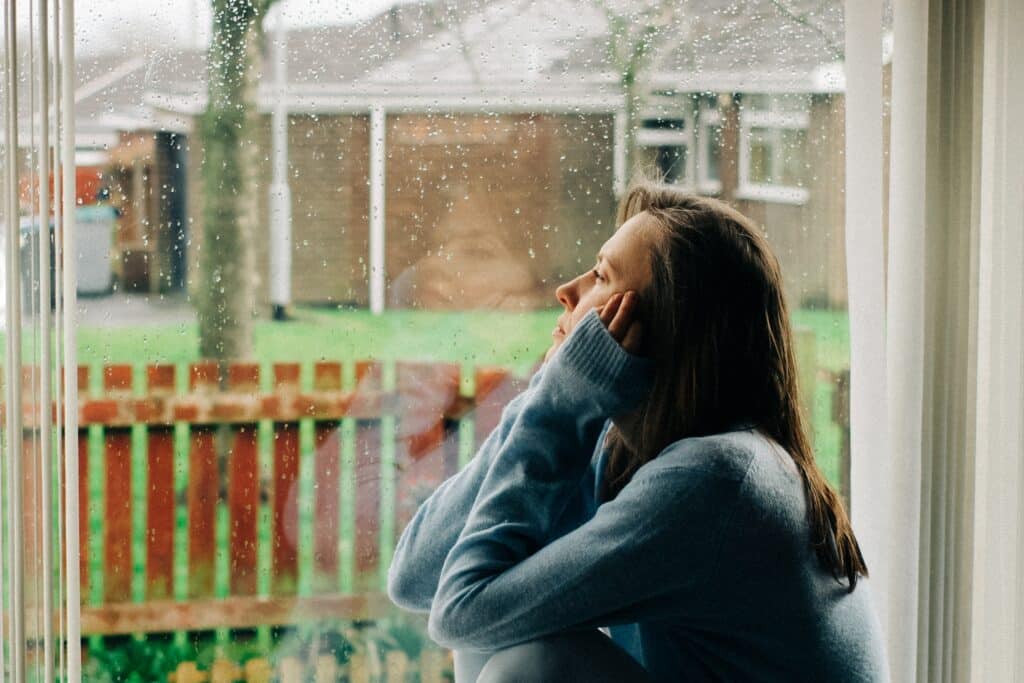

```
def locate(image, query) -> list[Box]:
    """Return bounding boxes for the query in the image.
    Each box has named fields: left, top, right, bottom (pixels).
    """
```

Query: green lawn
left=76, top=307, right=562, bottom=378
left=63, top=305, right=850, bottom=672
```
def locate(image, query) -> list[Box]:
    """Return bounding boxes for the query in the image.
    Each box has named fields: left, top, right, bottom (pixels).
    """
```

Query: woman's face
left=552, top=211, right=658, bottom=341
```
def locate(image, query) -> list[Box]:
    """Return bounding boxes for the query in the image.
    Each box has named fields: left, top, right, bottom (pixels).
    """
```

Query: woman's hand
left=599, top=291, right=643, bottom=355
left=544, top=291, right=644, bottom=363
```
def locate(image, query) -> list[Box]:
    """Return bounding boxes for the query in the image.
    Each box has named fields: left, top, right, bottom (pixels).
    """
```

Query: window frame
left=696, top=105, right=723, bottom=195
left=737, top=106, right=811, bottom=204
left=636, top=116, right=695, bottom=189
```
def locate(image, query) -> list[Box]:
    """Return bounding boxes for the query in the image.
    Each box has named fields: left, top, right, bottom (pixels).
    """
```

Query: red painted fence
left=13, top=360, right=531, bottom=636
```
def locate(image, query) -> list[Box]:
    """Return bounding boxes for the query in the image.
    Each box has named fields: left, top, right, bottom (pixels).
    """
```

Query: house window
left=637, top=118, right=693, bottom=186
left=697, top=105, right=723, bottom=194
left=738, top=95, right=810, bottom=204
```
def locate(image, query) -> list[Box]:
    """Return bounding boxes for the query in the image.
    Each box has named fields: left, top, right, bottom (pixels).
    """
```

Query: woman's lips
left=552, top=325, right=565, bottom=337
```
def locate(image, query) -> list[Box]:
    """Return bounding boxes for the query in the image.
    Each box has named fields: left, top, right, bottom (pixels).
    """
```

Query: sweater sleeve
left=427, top=308, right=738, bottom=652
left=386, top=363, right=549, bottom=612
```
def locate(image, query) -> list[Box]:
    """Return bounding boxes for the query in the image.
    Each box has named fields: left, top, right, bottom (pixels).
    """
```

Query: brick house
left=117, top=0, right=853, bottom=310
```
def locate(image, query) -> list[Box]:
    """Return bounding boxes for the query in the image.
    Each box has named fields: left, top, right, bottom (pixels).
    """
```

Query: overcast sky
left=19, top=0, right=411, bottom=55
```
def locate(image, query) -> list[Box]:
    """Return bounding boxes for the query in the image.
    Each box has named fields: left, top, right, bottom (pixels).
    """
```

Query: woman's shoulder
left=634, top=428, right=802, bottom=497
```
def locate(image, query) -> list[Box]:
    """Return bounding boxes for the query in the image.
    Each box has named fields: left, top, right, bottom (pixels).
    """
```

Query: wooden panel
left=103, top=427, right=133, bottom=603
left=312, top=422, right=341, bottom=593
left=80, top=593, right=394, bottom=636
left=272, top=362, right=301, bottom=596
left=353, top=360, right=382, bottom=592
left=228, top=422, right=259, bottom=596
left=312, top=362, right=342, bottom=594
left=443, top=419, right=460, bottom=480
left=145, top=426, right=175, bottom=600
left=101, top=365, right=136, bottom=603
left=103, top=360, right=137, bottom=602
left=78, top=428, right=90, bottom=601
left=187, top=425, right=218, bottom=599
left=473, top=367, right=522, bottom=449
left=145, top=364, right=176, bottom=600
left=393, top=362, right=460, bottom=542
left=227, top=363, right=260, bottom=596
left=187, top=363, right=220, bottom=599
left=22, top=431, right=40, bottom=607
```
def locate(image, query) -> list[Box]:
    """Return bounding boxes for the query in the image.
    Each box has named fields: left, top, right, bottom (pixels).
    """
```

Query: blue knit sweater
left=388, top=308, right=888, bottom=682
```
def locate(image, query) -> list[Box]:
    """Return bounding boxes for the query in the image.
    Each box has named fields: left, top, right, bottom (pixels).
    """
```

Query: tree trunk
left=622, top=75, right=642, bottom=189
left=198, top=0, right=271, bottom=361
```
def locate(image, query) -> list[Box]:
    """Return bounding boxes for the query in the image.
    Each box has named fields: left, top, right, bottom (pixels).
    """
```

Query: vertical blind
left=1, top=0, right=80, bottom=680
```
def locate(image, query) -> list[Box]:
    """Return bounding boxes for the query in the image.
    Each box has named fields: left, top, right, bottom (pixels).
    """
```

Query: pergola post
left=369, top=103, right=386, bottom=315
left=613, top=107, right=627, bottom=196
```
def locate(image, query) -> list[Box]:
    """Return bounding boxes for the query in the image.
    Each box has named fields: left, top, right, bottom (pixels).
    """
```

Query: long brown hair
left=600, top=182, right=868, bottom=590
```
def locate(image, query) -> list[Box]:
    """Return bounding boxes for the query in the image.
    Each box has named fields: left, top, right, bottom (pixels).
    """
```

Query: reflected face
left=553, top=211, right=658, bottom=340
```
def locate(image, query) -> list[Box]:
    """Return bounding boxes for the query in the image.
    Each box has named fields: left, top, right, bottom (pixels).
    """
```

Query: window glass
left=749, top=127, right=775, bottom=184
left=57, top=0, right=852, bottom=677
left=748, top=126, right=808, bottom=186
left=703, top=123, right=722, bottom=184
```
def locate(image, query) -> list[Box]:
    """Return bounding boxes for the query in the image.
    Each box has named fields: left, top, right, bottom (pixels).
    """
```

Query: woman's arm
left=387, top=363, right=551, bottom=612
left=427, top=308, right=747, bottom=651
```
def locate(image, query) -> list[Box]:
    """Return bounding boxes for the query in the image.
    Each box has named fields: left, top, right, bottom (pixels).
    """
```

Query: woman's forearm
left=386, top=365, right=547, bottom=612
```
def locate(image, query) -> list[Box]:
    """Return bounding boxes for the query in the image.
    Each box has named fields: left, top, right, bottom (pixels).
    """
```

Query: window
left=697, top=101, right=723, bottom=194
left=738, top=94, right=811, bottom=204
left=637, top=117, right=693, bottom=186
left=3, top=0, right=858, bottom=679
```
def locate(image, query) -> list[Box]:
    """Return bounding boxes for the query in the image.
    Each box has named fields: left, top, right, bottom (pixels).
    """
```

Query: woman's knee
left=476, top=630, right=650, bottom=683
left=478, top=640, right=558, bottom=683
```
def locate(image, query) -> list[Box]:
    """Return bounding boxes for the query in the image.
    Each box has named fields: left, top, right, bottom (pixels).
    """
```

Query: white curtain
left=1, top=0, right=81, bottom=680
left=847, top=0, right=1024, bottom=680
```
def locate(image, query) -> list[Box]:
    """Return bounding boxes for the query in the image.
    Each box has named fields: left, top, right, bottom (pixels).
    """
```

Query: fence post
left=385, top=650, right=408, bottom=683
left=210, top=659, right=242, bottom=683
left=167, top=661, right=206, bottom=683
left=394, top=362, right=460, bottom=544
left=473, top=367, right=525, bottom=451
left=244, top=658, right=273, bottom=683
left=352, top=360, right=382, bottom=594
left=347, top=653, right=369, bottom=683
left=145, top=364, right=176, bottom=600
left=21, top=381, right=41, bottom=612
left=103, top=364, right=134, bottom=603
left=227, top=363, right=260, bottom=597
left=419, top=649, right=446, bottom=683
left=314, top=654, right=339, bottom=683
left=187, top=361, right=220, bottom=599
left=271, top=363, right=301, bottom=595
left=312, top=361, right=342, bottom=594
left=74, top=365, right=91, bottom=602
left=278, top=657, right=303, bottom=683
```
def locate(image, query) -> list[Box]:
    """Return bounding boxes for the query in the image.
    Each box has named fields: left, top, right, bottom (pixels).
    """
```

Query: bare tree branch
left=768, top=0, right=844, bottom=58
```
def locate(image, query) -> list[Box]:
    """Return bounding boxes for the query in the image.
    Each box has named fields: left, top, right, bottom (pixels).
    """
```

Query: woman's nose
left=555, top=278, right=579, bottom=310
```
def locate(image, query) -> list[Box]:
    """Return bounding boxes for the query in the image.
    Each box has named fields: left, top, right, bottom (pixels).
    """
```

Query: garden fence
left=10, top=327, right=834, bottom=641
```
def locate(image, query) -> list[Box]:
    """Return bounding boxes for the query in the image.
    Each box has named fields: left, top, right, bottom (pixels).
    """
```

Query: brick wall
left=183, top=103, right=848, bottom=312
left=721, top=93, right=848, bottom=309
left=186, top=112, right=615, bottom=310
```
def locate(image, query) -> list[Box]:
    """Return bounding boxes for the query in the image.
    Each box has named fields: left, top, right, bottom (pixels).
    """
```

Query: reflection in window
left=698, top=104, right=723, bottom=193
left=740, top=95, right=811, bottom=203
left=638, top=118, right=691, bottom=186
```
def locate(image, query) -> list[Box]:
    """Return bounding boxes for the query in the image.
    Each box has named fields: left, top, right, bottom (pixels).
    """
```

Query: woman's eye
left=592, top=268, right=603, bottom=281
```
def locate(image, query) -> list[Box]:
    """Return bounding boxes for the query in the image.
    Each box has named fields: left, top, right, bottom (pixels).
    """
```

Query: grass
left=32, top=304, right=849, bottom=677
left=13, top=305, right=851, bottom=660
left=75, top=307, right=562, bottom=377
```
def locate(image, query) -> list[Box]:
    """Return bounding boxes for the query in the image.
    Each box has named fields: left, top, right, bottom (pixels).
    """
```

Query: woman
left=388, top=183, right=887, bottom=682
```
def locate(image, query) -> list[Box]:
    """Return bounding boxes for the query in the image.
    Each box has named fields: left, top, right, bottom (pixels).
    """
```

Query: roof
left=20, top=0, right=849, bottom=144
left=362, top=0, right=845, bottom=93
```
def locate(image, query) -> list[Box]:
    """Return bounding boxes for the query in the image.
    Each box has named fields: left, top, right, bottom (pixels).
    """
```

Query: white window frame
left=738, top=107, right=811, bottom=204
left=636, top=118, right=695, bottom=189
left=697, top=106, right=723, bottom=195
